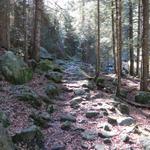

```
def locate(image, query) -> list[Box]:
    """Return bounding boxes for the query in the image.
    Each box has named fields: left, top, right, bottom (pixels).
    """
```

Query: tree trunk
left=32, top=0, right=43, bottom=62
left=140, top=0, right=149, bottom=91
left=96, top=0, right=100, bottom=77
left=0, top=0, right=10, bottom=49
left=136, top=0, right=141, bottom=76
left=129, top=0, right=134, bottom=76
left=115, top=0, right=122, bottom=96
left=111, top=0, right=117, bottom=73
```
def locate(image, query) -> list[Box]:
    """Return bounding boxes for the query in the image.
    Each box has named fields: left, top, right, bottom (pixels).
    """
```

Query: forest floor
left=0, top=59, right=150, bottom=150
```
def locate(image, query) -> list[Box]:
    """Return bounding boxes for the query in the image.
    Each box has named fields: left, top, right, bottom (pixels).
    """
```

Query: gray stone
left=45, top=84, right=59, bottom=98
left=45, top=71, right=63, bottom=83
left=60, top=114, right=76, bottom=122
left=103, top=138, right=111, bottom=144
left=61, top=121, right=72, bottom=131
left=117, top=104, right=130, bottom=115
left=121, top=134, right=130, bottom=142
left=70, top=97, right=83, bottom=109
left=12, top=125, right=44, bottom=149
left=135, top=91, right=150, bottom=105
left=118, top=117, right=135, bottom=126
left=81, top=142, right=89, bottom=149
left=94, top=144, right=105, bottom=150
left=40, top=47, right=53, bottom=60
left=12, top=85, right=41, bottom=107
left=51, top=144, right=65, bottom=150
left=98, top=129, right=117, bottom=138
left=74, top=89, right=86, bottom=96
left=108, top=116, right=118, bottom=126
left=0, top=124, right=15, bottom=150
left=86, top=111, right=99, bottom=118
left=81, top=130, right=98, bottom=140
left=140, top=136, right=150, bottom=150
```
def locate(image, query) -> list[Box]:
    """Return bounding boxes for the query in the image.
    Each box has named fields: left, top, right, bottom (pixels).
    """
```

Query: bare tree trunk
left=129, top=0, right=134, bottom=76
left=0, top=0, right=10, bottom=49
left=140, top=0, right=149, bottom=91
left=116, top=0, right=122, bottom=96
left=136, top=0, right=141, bottom=76
left=111, top=0, right=117, bottom=73
left=23, top=0, right=28, bottom=62
left=96, top=0, right=100, bottom=77
left=32, top=0, right=43, bottom=62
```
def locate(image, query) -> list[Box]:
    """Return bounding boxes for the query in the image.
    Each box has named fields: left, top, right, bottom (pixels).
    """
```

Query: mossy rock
left=135, top=91, right=150, bottom=104
left=36, top=60, right=54, bottom=72
left=45, top=71, right=63, bottom=83
left=0, top=51, right=33, bottom=84
left=12, top=125, right=44, bottom=149
left=12, top=85, right=42, bottom=107
left=0, top=112, right=10, bottom=128
left=45, top=84, right=59, bottom=98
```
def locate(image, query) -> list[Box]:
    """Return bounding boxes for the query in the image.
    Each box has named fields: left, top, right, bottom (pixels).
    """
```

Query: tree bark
left=96, top=0, right=100, bottom=77
left=32, top=0, right=43, bottom=62
left=129, top=0, right=134, bottom=76
left=140, top=0, right=149, bottom=91
left=0, top=0, right=10, bottom=49
left=111, top=0, right=117, bottom=73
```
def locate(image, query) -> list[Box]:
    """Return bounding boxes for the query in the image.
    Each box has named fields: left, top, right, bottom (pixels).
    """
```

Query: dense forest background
left=0, top=0, right=150, bottom=150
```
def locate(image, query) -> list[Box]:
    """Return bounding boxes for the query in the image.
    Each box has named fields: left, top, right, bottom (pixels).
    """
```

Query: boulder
left=0, top=112, right=10, bottom=128
left=12, top=85, right=41, bottom=107
left=12, top=125, right=44, bottom=149
left=117, top=117, right=135, bottom=126
left=60, top=113, right=76, bottom=122
left=81, top=130, right=98, bottom=140
left=51, top=144, right=65, bottom=150
left=140, top=136, right=150, bottom=150
left=135, top=91, right=150, bottom=105
left=0, top=51, right=32, bottom=84
left=70, top=97, right=83, bottom=109
left=85, top=111, right=99, bottom=118
left=30, top=112, right=51, bottom=128
left=117, top=104, right=130, bottom=115
left=98, top=130, right=117, bottom=138
left=40, top=47, right=53, bottom=60
left=45, top=84, right=59, bottom=98
left=0, top=124, right=15, bottom=150
left=45, top=71, right=63, bottom=83
left=61, top=121, right=72, bottom=131
left=94, top=144, right=105, bottom=150
left=37, top=60, right=54, bottom=72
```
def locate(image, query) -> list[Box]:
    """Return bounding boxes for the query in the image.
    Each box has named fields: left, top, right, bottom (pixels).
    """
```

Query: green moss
left=37, top=60, right=54, bottom=72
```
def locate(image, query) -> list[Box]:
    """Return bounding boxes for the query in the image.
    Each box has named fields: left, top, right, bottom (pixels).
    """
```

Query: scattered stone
left=103, top=138, right=111, bottom=144
left=121, top=134, right=130, bottom=142
left=0, top=123, right=15, bottom=150
left=135, top=91, right=150, bottom=105
left=81, top=142, right=89, bottom=149
left=60, top=114, right=76, bottom=122
left=117, top=104, right=130, bottom=115
left=12, top=125, right=44, bottom=149
left=45, top=84, right=59, bottom=98
left=70, top=96, right=83, bottom=109
left=61, top=121, right=72, bottom=131
left=140, top=136, right=150, bottom=150
left=74, top=89, right=86, bottom=96
left=118, top=117, right=135, bottom=126
left=51, top=144, right=65, bottom=150
left=85, top=110, right=99, bottom=118
left=12, top=85, right=41, bottom=107
left=98, top=129, right=117, bottom=138
left=81, top=130, right=98, bottom=140
left=45, top=71, right=63, bottom=83
left=0, top=112, right=10, bottom=128
left=94, top=144, right=105, bottom=150
left=108, top=116, right=117, bottom=126
left=47, top=105, right=55, bottom=114
left=30, top=112, right=51, bottom=128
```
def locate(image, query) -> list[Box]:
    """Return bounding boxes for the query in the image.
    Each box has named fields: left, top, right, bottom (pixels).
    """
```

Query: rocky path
left=44, top=60, right=150, bottom=150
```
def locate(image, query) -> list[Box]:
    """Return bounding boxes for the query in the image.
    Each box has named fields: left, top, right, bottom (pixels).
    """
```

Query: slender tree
left=0, top=0, right=10, bottom=49
left=136, top=0, right=142, bottom=76
left=129, top=0, right=134, bottom=76
left=96, top=0, right=100, bottom=77
left=140, top=0, right=149, bottom=91
left=32, top=0, right=43, bottom=62
left=111, top=0, right=117, bottom=73
left=115, top=0, right=122, bottom=96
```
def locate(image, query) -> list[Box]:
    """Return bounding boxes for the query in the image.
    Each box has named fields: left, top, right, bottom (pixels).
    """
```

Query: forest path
left=44, top=59, right=150, bottom=150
